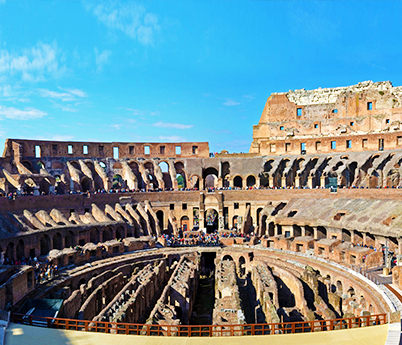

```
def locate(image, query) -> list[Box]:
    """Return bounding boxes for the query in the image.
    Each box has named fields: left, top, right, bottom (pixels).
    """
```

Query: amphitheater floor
left=5, top=322, right=390, bottom=345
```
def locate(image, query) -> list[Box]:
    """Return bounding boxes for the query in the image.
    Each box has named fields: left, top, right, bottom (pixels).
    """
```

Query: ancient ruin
left=2, top=81, right=402, bottom=342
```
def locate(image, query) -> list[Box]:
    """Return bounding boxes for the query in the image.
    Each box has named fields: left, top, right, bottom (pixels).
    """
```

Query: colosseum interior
left=3, top=81, right=402, bottom=345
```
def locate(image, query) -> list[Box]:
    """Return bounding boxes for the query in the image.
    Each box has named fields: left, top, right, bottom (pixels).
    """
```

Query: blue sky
left=0, top=0, right=402, bottom=154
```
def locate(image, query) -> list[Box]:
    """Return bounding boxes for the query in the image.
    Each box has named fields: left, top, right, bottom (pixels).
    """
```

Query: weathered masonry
left=250, top=81, right=402, bottom=155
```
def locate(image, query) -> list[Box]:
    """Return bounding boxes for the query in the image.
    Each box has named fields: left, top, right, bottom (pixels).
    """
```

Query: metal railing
left=12, top=313, right=387, bottom=337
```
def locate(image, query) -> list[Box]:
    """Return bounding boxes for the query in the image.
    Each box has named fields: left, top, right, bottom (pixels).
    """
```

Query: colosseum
left=2, top=80, right=402, bottom=345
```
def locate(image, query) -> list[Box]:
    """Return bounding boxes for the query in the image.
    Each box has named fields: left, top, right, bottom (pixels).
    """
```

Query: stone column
left=362, top=232, right=367, bottom=246
left=307, top=176, right=313, bottom=189
left=295, top=175, right=300, bottom=188
left=268, top=176, right=274, bottom=188
left=313, top=227, right=318, bottom=240
left=218, top=177, right=224, bottom=189
left=350, top=230, right=355, bottom=245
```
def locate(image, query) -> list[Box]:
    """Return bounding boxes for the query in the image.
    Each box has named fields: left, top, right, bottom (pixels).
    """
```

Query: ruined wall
left=251, top=81, right=402, bottom=155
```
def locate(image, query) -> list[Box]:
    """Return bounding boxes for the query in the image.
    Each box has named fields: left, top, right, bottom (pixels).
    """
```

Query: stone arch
left=189, top=174, right=201, bottom=190
left=158, top=161, right=171, bottom=189
left=233, top=175, right=243, bottom=188
left=347, top=286, right=355, bottom=298
left=205, top=208, right=218, bottom=233
left=275, top=158, right=290, bottom=187
left=21, top=160, right=33, bottom=171
left=222, top=254, right=234, bottom=261
left=336, top=280, right=343, bottom=293
left=221, top=161, right=230, bottom=187
left=40, top=235, right=50, bottom=255
left=128, top=161, right=143, bottom=189
left=81, top=176, right=92, bottom=192
left=246, top=175, right=256, bottom=187
left=260, top=214, right=267, bottom=235
left=90, top=228, right=100, bottom=244
left=16, top=239, right=24, bottom=260
left=305, top=225, right=314, bottom=237
left=115, top=226, right=124, bottom=240
left=6, top=242, right=14, bottom=262
left=256, top=207, right=263, bottom=226
left=112, top=174, right=124, bottom=189
left=65, top=231, right=75, bottom=248
left=174, top=161, right=186, bottom=189
left=102, top=228, right=113, bottom=242
left=144, top=161, right=158, bottom=189
left=232, top=215, right=238, bottom=229
left=342, top=228, right=351, bottom=242
left=156, top=210, right=164, bottom=232
left=293, top=224, right=302, bottom=237
left=180, top=216, right=190, bottom=231
left=70, top=161, right=80, bottom=170
left=203, top=167, right=218, bottom=189
left=238, top=256, right=246, bottom=276
left=268, top=221, right=275, bottom=236
left=317, top=226, right=327, bottom=239
left=53, top=232, right=63, bottom=250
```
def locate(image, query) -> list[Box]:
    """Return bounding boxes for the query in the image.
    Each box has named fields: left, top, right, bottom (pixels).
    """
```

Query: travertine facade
left=251, top=81, right=402, bottom=155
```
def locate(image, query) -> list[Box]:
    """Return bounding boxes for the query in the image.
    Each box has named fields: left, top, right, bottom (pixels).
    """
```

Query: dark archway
left=239, top=256, right=246, bottom=276
left=90, top=229, right=100, bottom=244
left=317, top=226, right=327, bottom=239
left=115, top=227, right=124, bottom=240
left=65, top=231, right=75, bottom=248
left=40, top=235, right=50, bottom=256
left=16, top=239, right=25, bottom=260
left=205, top=209, right=218, bottom=234
left=103, top=228, right=113, bottom=242
left=53, top=232, right=63, bottom=250
left=6, top=242, right=14, bottom=262
left=234, top=176, right=243, bottom=188
left=180, top=216, right=190, bottom=232
left=156, top=210, right=164, bottom=232
left=246, top=175, right=256, bottom=187
left=112, top=174, right=124, bottom=189
left=293, top=224, right=302, bottom=237
left=203, top=167, right=218, bottom=189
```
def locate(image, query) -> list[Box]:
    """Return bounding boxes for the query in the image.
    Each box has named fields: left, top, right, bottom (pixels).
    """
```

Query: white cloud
left=0, top=42, right=65, bottom=81
left=223, top=99, right=240, bottom=106
left=110, top=124, right=121, bottom=130
left=94, top=47, right=112, bottom=72
left=158, top=135, right=187, bottom=142
left=37, top=87, right=87, bottom=102
left=152, top=121, right=193, bottom=129
left=0, top=84, right=14, bottom=97
left=64, top=88, right=87, bottom=98
left=84, top=1, right=160, bottom=45
left=0, top=105, right=47, bottom=120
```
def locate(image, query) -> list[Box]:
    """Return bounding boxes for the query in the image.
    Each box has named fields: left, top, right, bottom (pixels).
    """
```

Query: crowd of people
left=164, top=232, right=220, bottom=247
left=4, top=183, right=402, bottom=198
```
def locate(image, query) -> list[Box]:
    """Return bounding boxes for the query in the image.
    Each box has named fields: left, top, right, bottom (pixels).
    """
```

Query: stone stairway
left=384, top=322, right=401, bottom=345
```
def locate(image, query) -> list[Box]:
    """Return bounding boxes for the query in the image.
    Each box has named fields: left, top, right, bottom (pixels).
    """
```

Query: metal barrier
left=11, top=313, right=387, bottom=337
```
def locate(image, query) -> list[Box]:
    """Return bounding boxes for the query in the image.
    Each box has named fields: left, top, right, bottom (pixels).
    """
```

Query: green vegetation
left=177, top=174, right=184, bottom=189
